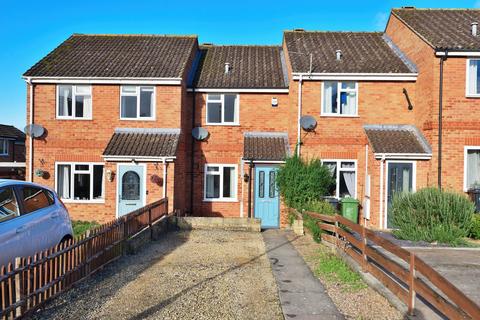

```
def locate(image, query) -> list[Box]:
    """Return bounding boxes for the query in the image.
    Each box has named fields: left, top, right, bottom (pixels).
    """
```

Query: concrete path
left=263, top=229, right=344, bottom=320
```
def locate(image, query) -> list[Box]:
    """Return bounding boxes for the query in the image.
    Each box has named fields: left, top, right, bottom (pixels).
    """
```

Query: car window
left=0, top=187, right=20, bottom=222
left=21, top=187, right=54, bottom=214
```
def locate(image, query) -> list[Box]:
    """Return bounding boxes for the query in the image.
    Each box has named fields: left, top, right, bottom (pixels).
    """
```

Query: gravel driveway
left=32, top=230, right=283, bottom=320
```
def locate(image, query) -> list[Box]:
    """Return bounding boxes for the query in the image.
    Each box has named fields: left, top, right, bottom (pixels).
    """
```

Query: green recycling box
left=340, top=197, right=359, bottom=223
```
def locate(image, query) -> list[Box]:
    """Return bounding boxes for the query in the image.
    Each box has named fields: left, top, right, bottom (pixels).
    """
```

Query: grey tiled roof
left=24, top=34, right=198, bottom=78
left=284, top=31, right=415, bottom=74
left=103, top=128, right=180, bottom=158
left=392, top=8, right=480, bottom=50
left=194, top=45, right=288, bottom=88
left=364, top=125, right=431, bottom=154
left=243, top=132, right=290, bottom=161
left=0, top=125, right=26, bottom=140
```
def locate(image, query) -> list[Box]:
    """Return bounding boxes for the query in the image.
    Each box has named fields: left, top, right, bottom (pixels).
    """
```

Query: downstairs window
left=56, top=163, right=104, bottom=202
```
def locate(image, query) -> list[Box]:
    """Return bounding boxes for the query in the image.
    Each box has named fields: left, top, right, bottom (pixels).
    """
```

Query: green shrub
left=72, top=220, right=100, bottom=237
left=469, top=214, right=480, bottom=240
left=391, top=188, right=474, bottom=245
left=302, top=200, right=338, bottom=215
left=276, top=155, right=334, bottom=210
left=302, top=213, right=322, bottom=243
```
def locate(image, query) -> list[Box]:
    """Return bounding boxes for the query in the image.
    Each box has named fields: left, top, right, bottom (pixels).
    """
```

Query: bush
left=302, top=212, right=322, bottom=243
left=302, top=200, right=338, bottom=215
left=391, top=188, right=474, bottom=245
left=469, top=214, right=480, bottom=240
left=276, top=155, right=334, bottom=210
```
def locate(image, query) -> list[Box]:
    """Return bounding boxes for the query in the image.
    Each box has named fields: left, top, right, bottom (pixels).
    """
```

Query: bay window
left=322, top=81, right=358, bottom=116
left=57, top=85, right=92, bottom=119
left=56, top=163, right=104, bottom=202
left=465, top=147, right=480, bottom=191
left=323, top=160, right=357, bottom=198
left=206, top=94, right=239, bottom=125
left=120, top=86, right=155, bottom=119
left=467, top=59, right=480, bottom=96
left=204, top=164, right=237, bottom=201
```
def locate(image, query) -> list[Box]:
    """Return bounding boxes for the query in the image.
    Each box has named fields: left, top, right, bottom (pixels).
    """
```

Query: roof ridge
left=72, top=33, right=198, bottom=38
left=200, top=44, right=281, bottom=48
left=284, top=30, right=383, bottom=34
left=392, top=8, right=480, bottom=11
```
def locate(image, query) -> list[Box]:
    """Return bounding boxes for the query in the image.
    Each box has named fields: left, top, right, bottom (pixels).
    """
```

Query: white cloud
left=374, top=12, right=389, bottom=30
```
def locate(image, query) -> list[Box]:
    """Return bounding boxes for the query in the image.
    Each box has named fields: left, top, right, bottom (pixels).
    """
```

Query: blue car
left=0, top=180, right=73, bottom=267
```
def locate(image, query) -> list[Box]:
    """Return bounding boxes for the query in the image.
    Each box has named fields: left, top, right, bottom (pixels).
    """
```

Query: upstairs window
left=322, top=81, right=358, bottom=116
left=206, top=94, right=239, bottom=125
left=467, top=59, right=480, bottom=96
left=120, top=86, right=155, bottom=120
left=0, top=139, right=8, bottom=156
left=57, top=85, right=92, bottom=119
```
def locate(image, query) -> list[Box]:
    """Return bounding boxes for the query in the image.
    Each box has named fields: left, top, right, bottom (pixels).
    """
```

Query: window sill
left=61, top=199, right=105, bottom=204
left=205, top=123, right=240, bottom=126
left=119, top=118, right=156, bottom=121
left=466, top=94, right=480, bottom=98
left=56, top=117, right=93, bottom=121
left=320, top=114, right=360, bottom=118
left=202, top=198, right=238, bottom=203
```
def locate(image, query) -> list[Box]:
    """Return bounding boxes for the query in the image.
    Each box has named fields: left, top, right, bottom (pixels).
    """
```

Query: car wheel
left=59, top=235, right=73, bottom=246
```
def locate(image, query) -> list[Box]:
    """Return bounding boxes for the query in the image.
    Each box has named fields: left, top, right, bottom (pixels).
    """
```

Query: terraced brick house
left=0, top=125, right=26, bottom=180
left=22, top=7, right=480, bottom=229
left=23, top=34, right=198, bottom=222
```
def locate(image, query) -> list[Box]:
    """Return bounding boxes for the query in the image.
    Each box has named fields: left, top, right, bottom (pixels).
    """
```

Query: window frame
left=320, top=81, right=359, bottom=117
left=322, top=159, right=358, bottom=199
left=205, top=93, right=240, bottom=125
left=466, top=59, right=480, bottom=97
left=55, top=162, right=105, bottom=204
left=464, top=146, right=480, bottom=191
left=56, top=85, right=93, bottom=120
left=0, top=139, right=9, bottom=156
left=119, top=85, right=156, bottom=121
left=203, top=164, right=238, bottom=202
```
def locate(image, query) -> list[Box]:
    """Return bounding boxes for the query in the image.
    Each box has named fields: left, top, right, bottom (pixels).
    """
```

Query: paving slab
left=263, top=229, right=344, bottom=320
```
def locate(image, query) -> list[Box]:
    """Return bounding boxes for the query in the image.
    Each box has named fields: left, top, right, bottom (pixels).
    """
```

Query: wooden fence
left=0, top=198, right=169, bottom=320
left=302, top=211, right=480, bottom=320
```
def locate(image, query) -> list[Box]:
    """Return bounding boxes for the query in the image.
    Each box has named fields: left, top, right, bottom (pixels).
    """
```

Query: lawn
left=72, top=220, right=100, bottom=237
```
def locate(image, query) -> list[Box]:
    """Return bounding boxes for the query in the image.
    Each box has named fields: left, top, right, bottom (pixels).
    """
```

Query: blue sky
left=1, top=0, right=478, bottom=130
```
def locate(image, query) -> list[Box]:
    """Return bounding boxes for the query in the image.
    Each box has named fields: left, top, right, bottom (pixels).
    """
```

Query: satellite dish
left=192, top=127, right=209, bottom=141
left=300, top=115, right=317, bottom=132
left=24, top=124, right=45, bottom=138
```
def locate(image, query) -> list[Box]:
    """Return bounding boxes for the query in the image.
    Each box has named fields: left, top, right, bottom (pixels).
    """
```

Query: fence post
left=148, top=208, right=153, bottom=240
left=361, top=225, right=367, bottom=272
left=408, top=252, right=416, bottom=315
left=14, top=257, right=23, bottom=317
left=334, top=215, right=339, bottom=246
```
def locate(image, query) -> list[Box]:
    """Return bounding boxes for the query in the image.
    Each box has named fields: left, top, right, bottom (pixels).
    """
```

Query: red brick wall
left=26, top=83, right=184, bottom=222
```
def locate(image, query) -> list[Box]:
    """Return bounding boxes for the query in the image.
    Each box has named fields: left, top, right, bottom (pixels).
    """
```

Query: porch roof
left=243, top=132, right=290, bottom=162
left=103, top=128, right=180, bottom=159
left=364, top=125, right=431, bottom=156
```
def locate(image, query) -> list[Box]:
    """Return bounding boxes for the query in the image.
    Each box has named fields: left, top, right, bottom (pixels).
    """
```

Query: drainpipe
left=297, top=75, right=303, bottom=156
left=438, top=51, right=447, bottom=190
left=26, top=78, right=34, bottom=182
left=379, top=154, right=385, bottom=229
left=248, top=161, right=254, bottom=218
left=189, top=87, right=196, bottom=215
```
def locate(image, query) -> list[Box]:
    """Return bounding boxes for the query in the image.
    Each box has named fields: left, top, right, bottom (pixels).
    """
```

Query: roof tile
left=243, top=132, right=290, bottom=161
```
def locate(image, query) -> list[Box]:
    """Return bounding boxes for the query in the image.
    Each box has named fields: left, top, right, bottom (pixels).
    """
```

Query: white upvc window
left=321, top=81, right=358, bottom=116
left=467, top=59, right=480, bottom=97
left=206, top=94, right=239, bottom=125
left=464, top=146, right=480, bottom=191
left=204, top=164, right=237, bottom=201
left=55, top=162, right=105, bottom=203
left=0, top=139, right=8, bottom=156
left=57, top=85, right=92, bottom=119
left=120, top=86, right=155, bottom=120
left=322, top=160, right=357, bottom=198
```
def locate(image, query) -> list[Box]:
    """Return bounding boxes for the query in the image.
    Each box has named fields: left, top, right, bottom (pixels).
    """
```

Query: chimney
left=225, top=62, right=231, bottom=74
left=472, top=22, right=478, bottom=36
left=335, top=50, right=342, bottom=61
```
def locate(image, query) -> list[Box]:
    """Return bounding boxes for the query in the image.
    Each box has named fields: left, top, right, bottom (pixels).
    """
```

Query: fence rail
left=301, top=211, right=480, bottom=320
left=0, top=198, right=169, bottom=320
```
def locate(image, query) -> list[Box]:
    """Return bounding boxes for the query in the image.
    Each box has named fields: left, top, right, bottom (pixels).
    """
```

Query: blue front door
left=254, top=166, right=280, bottom=228
left=118, top=165, right=145, bottom=217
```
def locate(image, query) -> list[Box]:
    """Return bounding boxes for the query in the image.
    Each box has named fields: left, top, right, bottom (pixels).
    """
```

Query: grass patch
left=314, top=249, right=367, bottom=292
left=72, top=220, right=100, bottom=237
